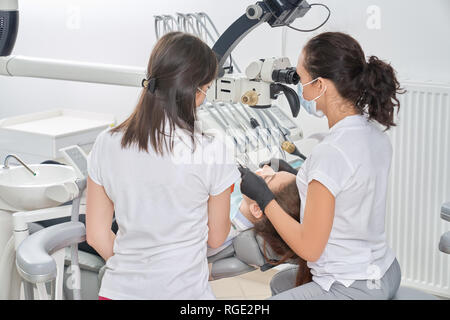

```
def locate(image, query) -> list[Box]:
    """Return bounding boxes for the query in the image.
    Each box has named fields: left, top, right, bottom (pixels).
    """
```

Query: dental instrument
left=212, top=103, right=249, bottom=154
left=239, top=103, right=274, bottom=154
left=258, top=110, right=287, bottom=160
left=226, top=103, right=260, bottom=151
left=221, top=103, right=257, bottom=152
left=203, top=103, right=248, bottom=157
left=281, top=141, right=307, bottom=161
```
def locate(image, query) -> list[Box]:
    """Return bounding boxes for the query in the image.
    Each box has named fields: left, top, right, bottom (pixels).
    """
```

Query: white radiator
left=386, top=82, right=450, bottom=298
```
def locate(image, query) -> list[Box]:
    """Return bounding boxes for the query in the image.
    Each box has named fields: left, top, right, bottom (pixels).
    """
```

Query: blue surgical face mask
left=297, top=78, right=326, bottom=118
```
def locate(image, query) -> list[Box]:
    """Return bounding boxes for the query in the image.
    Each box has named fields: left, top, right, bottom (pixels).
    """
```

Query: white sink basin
left=0, top=164, right=77, bottom=212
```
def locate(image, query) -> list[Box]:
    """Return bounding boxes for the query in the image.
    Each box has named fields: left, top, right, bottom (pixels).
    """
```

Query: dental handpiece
left=227, top=103, right=259, bottom=150
left=239, top=104, right=272, bottom=153
left=205, top=103, right=247, bottom=154
left=220, top=103, right=252, bottom=148
left=261, top=109, right=287, bottom=160
left=281, top=141, right=307, bottom=161
left=213, top=103, right=249, bottom=153
left=250, top=117, right=273, bottom=153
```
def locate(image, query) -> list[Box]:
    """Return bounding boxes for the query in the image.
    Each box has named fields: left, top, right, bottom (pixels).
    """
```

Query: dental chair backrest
left=208, top=229, right=298, bottom=281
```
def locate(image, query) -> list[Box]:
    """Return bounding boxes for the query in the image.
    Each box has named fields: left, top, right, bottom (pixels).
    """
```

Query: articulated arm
left=0, top=55, right=146, bottom=87
left=212, top=0, right=311, bottom=72
left=0, top=0, right=311, bottom=90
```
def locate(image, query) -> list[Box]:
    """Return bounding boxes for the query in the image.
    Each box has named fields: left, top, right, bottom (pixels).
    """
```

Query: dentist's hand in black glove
left=238, top=165, right=275, bottom=212
left=259, top=158, right=298, bottom=175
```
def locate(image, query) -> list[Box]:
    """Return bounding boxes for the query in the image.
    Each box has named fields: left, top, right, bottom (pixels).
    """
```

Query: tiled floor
left=210, top=268, right=278, bottom=300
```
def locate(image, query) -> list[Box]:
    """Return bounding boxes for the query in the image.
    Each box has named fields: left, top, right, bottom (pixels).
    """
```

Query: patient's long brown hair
left=253, top=179, right=312, bottom=287
left=111, top=32, right=218, bottom=154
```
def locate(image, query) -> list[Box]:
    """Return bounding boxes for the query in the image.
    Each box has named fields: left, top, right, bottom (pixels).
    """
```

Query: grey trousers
left=269, top=258, right=401, bottom=300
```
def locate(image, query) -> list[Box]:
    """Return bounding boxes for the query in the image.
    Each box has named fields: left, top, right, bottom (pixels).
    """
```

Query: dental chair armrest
left=15, top=221, right=86, bottom=283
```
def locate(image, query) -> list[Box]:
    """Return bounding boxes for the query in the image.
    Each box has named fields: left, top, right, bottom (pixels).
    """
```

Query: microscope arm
left=212, top=12, right=270, bottom=74
left=212, top=0, right=311, bottom=73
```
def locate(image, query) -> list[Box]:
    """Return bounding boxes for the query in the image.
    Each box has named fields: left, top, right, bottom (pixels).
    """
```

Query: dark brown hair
left=253, top=178, right=312, bottom=287
left=111, top=32, right=218, bottom=154
left=303, top=32, right=405, bottom=131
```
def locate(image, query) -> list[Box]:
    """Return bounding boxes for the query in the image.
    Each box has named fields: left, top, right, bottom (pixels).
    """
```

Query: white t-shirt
left=87, top=126, right=240, bottom=300
left=296, top=114, right=396, bottom=291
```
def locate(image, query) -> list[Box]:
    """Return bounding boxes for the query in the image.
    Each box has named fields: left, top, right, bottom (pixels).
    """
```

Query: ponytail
left=357, top=56, right=404, bottom=130
left=304, top=32, right=405, bottom=131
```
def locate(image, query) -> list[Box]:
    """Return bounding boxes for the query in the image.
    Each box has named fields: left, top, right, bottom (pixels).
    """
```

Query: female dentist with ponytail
left=239, top=32, right=405, bottom=299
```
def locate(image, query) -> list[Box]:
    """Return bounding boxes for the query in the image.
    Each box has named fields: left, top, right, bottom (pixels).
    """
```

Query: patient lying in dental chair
left=209, top=164, right=312, bottom=287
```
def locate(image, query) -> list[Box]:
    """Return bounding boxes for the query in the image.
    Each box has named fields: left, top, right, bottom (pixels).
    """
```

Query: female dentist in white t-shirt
left=239, top=32, right=405, bottom=300
left=85, top=32, right=240, bottom=300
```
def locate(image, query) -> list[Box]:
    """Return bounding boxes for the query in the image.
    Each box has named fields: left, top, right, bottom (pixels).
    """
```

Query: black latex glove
left=259, top=158, right=298, bottom=175
left=238, top=165, right=275, bottom=212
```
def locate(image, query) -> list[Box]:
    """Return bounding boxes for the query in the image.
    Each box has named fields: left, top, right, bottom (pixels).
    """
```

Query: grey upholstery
left=208, top=245, right=235, bottom=264
left=15, top=222, right=86, bottom=283
left=28, top=222, right=45, bottom=235
left=233, top=230, right=266, bottom=267
left=270, top=265, right=440, bottom=300
left=211, top=257, right=256, bottom=280
left=393, top=286, right=439, bottom=300
left=440, top=202, right=450, bottom=254
left=439, top=231, right=450, bottom=254
left=441, top=202, right=450, bottom=222
left=63, top=248, right=104, bottom=300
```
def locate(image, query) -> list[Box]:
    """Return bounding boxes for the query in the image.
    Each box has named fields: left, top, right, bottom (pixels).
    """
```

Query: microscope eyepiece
left=272, top=67, right=300, bottom=85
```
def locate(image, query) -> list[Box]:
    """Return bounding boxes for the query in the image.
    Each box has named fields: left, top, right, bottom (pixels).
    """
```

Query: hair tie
left=142, top=77, right=157, bottom=93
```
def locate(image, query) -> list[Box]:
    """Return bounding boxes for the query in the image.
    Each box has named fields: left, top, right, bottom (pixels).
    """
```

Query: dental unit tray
left=198, top=103, right=302, bottom=146
left=0, top=109, right=116, bottom=163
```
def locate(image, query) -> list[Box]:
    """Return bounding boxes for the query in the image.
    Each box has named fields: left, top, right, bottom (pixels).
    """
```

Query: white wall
left=0, top=0, right=449, bottom=123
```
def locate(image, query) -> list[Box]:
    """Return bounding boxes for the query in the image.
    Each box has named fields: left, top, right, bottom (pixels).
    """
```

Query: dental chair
left=20, top=215, right=286, bottom=300
left=14, top=174, right=277, bottom=300
left=14, top=182, right=445, bottom=300
left=16, top=222, right=441, bottom=300
left=18, top=222, right=276, bottom=299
